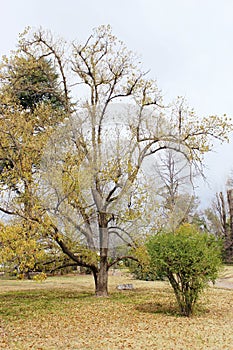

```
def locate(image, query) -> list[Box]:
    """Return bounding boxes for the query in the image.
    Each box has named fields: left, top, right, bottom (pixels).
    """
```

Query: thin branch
left=49, top=262, right=78, bottom=273
left=108, top=255, right=139, bottom=269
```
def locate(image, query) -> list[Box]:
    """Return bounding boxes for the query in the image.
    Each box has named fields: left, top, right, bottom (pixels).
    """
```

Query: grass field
left=0, top=268, right=233, bottom=350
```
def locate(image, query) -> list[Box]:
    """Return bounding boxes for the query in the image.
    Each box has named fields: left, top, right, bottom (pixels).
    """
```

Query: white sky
left=1, top=0, right=233, bottom=206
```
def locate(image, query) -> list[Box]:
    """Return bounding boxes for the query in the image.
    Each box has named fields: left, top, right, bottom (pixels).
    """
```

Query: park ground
left=0, top=267, right=233, bottom=350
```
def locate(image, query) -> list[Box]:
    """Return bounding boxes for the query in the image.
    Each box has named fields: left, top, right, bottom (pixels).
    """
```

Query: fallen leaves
left=0, top=274, right=233, bottom=349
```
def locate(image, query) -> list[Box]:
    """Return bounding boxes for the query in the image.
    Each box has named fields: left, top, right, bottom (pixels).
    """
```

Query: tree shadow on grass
left=136, top=302, right=181, bottom=317
left=136, top=301, right=209, bottom=317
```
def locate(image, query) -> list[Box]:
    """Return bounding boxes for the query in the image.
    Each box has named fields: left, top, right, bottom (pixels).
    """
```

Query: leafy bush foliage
left=147, top=224, right=223, bottom=316
left=128, top=258, right=166, bottom=281
left=126, top=243, right=161, bottom=280
left=129, top=261, right=158, bottom=281
left=32, top=272, right=47, bottom=282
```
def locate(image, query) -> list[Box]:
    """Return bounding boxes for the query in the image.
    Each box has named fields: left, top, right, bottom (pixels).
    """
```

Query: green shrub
left=128, top=260, right=165, bottom=281
left=147, top=224, right=222, bottom=316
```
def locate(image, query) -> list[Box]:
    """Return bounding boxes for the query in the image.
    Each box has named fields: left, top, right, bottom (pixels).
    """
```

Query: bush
left=129, top=261, right=156, bottom=280
left=32, top=272, right=47, bottom=282
left=147, top=224, right=222, bottom=316
left=128, top=260, right=165, bottom=281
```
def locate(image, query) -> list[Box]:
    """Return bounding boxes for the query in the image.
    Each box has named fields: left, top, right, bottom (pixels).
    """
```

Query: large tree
left=1, top=26, right=232, bottom=295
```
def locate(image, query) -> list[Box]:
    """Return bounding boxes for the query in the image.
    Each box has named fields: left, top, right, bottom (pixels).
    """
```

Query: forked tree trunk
left=168, top=272, right=196, bottom=317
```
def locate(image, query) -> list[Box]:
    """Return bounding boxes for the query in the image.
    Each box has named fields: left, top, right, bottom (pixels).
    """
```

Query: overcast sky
left=1, top=0, right=233, bottom=206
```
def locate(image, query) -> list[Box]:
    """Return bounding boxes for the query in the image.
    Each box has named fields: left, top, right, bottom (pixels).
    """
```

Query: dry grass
left=0, top=269, right=233, bottom=350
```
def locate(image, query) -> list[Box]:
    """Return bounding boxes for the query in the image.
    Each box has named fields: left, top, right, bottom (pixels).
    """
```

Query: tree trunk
left=227, top=189, right=233, bottom=241
left=94, top=211, right=109, bottom=296
left=94, top=248, right=109, bottom=296
left=219, top=192, right=227, bottom=236
left=226, top=189, right=233, bottom=262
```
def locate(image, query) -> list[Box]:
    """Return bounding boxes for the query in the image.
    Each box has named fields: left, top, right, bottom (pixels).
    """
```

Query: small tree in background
left=147, top=224, right=222, bottom=316
left=205, top=186, right=233, bottom=263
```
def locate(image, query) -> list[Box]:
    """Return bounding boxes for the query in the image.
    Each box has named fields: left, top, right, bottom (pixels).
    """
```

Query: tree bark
left=94, top=248, right=109, bottom=296
left=227, top=189, right=233, bottom=241
left=219, top=192, right=227, bottom=236
left=94, top=211, right=109, bottom=296
left=226, top=189, right=233, bottom=262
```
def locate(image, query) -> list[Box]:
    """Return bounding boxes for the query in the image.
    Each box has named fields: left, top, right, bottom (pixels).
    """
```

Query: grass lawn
left=0, top=269, right=233, bottom=350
